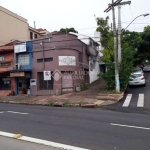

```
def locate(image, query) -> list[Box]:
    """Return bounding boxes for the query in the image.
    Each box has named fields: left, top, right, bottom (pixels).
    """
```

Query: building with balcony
left=0, top=42, right=16, bottom=96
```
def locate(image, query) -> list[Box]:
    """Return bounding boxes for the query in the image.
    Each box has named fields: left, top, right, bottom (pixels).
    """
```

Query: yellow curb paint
left=95, top=100, right=104, bottom=105
left=13, top=134, right=22, bottom=139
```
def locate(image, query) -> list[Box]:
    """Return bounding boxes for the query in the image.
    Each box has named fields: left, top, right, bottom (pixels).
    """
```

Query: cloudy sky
left=1, top=0, right=150, bottom=37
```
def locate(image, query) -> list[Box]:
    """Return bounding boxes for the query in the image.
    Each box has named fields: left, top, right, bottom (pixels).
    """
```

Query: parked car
left=143, top=65, right=150, bottom=72
left=134, top=67, right=144, bottom=75
left=128, top=72, right=145, bottom=87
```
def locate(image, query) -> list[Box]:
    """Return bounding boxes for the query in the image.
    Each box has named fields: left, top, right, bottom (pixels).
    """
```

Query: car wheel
left=143, top=84, right=146, bottom=87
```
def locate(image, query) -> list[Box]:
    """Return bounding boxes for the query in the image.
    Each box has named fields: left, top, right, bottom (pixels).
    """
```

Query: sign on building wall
left=59, top=56, right=76, bottom=66
left=30, top=79, right=36, bottom=86
left=0, top=56, right=4, bottom=61
left=14, top=42, right=26, bottom=53
left=10, top=72, right=25, bottom=77
left=44, top=71, right=51, bottom=80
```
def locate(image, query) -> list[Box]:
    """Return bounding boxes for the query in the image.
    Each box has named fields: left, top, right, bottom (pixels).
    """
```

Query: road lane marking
left=0, top=112, right=3, bottom=113
left=0, top=131, right=90, bottom=150
left=137, top=94, right=144, bottom=107
left=122, top=94, right=132, bottom=107
left=7, top=111, right=28, bottom=115
left=111, top=123, right=150, bottom=130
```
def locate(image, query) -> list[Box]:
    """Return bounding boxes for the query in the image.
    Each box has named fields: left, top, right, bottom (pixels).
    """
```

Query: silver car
left=129, top=72, right=146, bottom=87
left=143, top=65, right=150, bottom=72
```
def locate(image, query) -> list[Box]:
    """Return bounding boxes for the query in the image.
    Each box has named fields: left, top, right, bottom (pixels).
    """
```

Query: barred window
left=18, top=54, right=29, bottom=65
left=0, top=78, right=11, bottom=90
left=38, top=72, right=53, bottom=90
left=0, top=62, right=11, bottom=67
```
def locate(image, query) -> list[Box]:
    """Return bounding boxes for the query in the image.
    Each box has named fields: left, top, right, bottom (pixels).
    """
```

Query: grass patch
left=63, top=101, right=71, bottom=106
left=49, top=101, right=54, bottom=106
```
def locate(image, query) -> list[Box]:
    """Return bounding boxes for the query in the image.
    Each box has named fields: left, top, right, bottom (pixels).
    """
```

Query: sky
left=0, top=0, right=150, bottom=37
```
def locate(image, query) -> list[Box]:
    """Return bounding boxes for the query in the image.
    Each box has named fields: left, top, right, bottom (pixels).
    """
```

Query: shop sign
left=30, top=79, right=36, bottom=86
left=59, top=56, right=76, bottom=66
left=14, top=42, right=26, bottom=53
left=0, top=56, right=4, bottom=61
left=10, top=72, right=25, bottom=77
left=44, top=71, right=51, bottom=80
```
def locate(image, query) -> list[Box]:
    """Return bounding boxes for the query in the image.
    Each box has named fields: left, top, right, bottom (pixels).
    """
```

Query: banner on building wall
left=30, top=79, right=36, bottom=86
left=14, top=42, right=26, bottom=53
left=44, top=71, right=51, bottom=80
left=59, top=56, right=76, bottom=66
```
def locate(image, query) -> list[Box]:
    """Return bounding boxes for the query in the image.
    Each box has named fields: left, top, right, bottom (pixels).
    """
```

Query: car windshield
left=131, top=74, right=142, bottom=78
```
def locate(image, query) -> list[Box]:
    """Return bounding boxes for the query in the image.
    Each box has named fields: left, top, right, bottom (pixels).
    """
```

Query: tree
left=96, top=17, right=135, bottom=90
left=59, top=28, right=78, bottom=34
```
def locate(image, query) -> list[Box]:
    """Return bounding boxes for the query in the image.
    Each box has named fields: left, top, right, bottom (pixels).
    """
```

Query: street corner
left=94, top=100, right=105, bottom=106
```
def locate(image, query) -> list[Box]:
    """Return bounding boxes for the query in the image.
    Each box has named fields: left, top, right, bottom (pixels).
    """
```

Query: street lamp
left=122, top=13, right=150, bottom=32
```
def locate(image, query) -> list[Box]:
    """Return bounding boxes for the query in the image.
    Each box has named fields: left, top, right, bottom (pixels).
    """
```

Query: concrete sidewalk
left=0, top=136, right=62, bottom=150
left=0, top=79, right=125, bottom=107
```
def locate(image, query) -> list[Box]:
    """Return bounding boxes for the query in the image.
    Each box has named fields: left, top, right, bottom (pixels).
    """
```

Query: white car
left=134, top=67, right=144, bottom=76
left=128, top=72, right=145, bottom=87
left=143, top=65, right=150, bottom=72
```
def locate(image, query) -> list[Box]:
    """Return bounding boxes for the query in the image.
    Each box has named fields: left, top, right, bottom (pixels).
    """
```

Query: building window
left=79, top=53, right=83, bottom=65
left=37, top=59, right=43, bottom=63
left=37, top=58, right=53, bottom=63
left=0, top=62, right=11, bottom=67
left=18, top=54, right=29, bottom=65
left=0, top=78, right=11, bottom=90
left=30, top=32, right=33, bottom=40
left=44, top=58, right=53, bottom=62
left=38, top=72, right=53, bottom=90
left=34, top=34, right=37, bottom=39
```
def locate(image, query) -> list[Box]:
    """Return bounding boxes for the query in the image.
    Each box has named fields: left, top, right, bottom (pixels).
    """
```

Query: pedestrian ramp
left=122, top=94, right=144, bottom=107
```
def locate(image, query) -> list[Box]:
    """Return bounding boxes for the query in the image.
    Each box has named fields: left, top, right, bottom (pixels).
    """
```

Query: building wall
left=32, top=34, right=89, bottom=95
left=0, top=6, right=29, bottom=45
left=89, top=56, right=100, bottom=84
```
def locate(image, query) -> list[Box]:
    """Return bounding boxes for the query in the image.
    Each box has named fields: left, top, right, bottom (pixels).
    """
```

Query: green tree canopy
left=59, top=28, right=78, bottom=34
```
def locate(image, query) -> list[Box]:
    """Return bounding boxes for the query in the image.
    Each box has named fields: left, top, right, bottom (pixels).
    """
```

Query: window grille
left=38, top=72, right=53, bottom=90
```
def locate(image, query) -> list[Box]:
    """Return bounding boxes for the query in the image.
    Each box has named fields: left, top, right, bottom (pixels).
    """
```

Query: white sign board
left=59, top=56, right=76, bottom=66
left=30, top=79, right=36, bottom=86
left=0, top=56, right=4, bottom=61
left=44, top=71, right=51, bottom=80
left=14, top=42, right=26, bottom=53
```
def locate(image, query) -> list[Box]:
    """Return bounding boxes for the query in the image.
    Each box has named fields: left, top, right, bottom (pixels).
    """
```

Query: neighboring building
left=9, top=41, right=33, bottom=95
left=29, top=27, right=50, bottom=40
left=0, top=6, right=50, bottom=46
left=0, top=42, right=16, bottom=96
left=31, top=32, right=99, bottom=95
left=0, top=6, right=29, bottom=45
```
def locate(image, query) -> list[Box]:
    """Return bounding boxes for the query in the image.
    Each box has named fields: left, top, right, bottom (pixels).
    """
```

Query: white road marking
left=19, top=136, right=90, bottom=150
left=122, top=94, right=132, bottom=107
left=7, top=111, right=28, bottom=115
left=0, top=131, right=89, bottom=150
left=111, top=123, right=150, bottom=130
left=0, top=112, right=3, bottom=113
left=137, top=94, right=144, bottom=107
left=0, top=131, right=15, bottom=138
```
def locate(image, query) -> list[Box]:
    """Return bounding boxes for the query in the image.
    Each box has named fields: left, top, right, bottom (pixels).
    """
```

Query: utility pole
left=104, top=0, right=122, bottom=93
left=118, top=1, right=131, bottom=63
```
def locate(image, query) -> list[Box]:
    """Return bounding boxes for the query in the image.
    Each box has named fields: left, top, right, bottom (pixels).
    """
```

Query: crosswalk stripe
left=122, top=94, right=132, bottom=107
left=137, top=94, right=144, bottom=107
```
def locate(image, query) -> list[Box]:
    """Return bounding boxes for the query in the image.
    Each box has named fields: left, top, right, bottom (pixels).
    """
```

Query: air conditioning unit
left=16, top=63, right=20, bottom=70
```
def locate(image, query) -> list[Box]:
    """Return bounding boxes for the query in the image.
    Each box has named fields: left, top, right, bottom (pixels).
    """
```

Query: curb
left=0, top=131, right=89, bottom=150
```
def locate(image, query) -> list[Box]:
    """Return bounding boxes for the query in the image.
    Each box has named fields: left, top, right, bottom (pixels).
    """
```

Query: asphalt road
left=101, top=72, right=150, bottom=114
left=0, top=103, right=150, bottom=150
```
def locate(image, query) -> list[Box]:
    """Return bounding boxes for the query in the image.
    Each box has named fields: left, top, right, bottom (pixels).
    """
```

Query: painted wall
left=32, top=34, right=89, bottom=95
left=0, top=6, right=29, bottom=45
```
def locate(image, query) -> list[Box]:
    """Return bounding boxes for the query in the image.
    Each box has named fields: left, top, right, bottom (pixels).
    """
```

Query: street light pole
left=122, top=13, right=150, bottom=32
left=118, top=1, right=131, bottom=63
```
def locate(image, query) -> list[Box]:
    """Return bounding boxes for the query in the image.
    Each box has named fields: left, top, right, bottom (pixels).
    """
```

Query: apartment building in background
left=0, top=6, right=50, bottom=46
